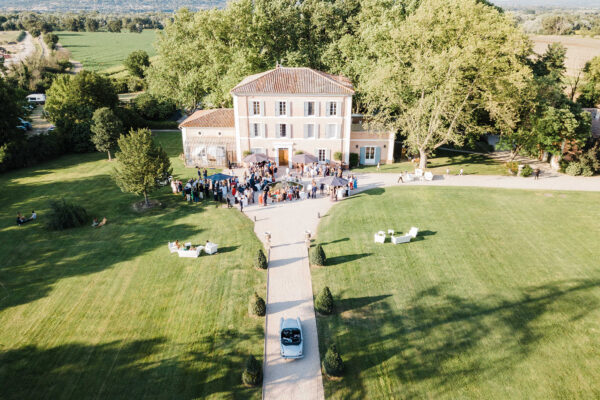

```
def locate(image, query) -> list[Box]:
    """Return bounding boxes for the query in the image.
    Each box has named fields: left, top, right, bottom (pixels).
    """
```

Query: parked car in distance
left=280, top=317, right=304, bottom=359
left=47, top=125, right=56, bottom=132
left=18, top=118, right=32, bottom=130
left=26, top=93, right=46, bottom=104
left=16, top=125, right=27, bottom=131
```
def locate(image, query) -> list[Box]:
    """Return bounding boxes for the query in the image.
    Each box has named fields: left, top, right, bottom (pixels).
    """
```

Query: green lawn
left=312, top=186, right=600, bottom=399
left=354, top=150, right=506, bottom=175
left=56, top=30, right=157, bottom=71
left=0, top=132, right=263, bottom=399
left=0, top=30, right=25, bottom=44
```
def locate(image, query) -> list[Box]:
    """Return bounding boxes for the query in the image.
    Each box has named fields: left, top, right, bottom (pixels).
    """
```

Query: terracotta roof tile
left=179, top=108, right=234, bottom=128
left=231, top=67, right=354, bottom=95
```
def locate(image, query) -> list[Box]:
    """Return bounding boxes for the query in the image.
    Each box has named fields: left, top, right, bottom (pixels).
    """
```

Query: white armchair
left=414, top=169, right=424, bottom=179
left=374, top=231, right=386, bottom=244
left=424, top=171, right=433, bottom=181
left=168, top=242, right=179, bottom=253
left=204, top=242, right=218, bottom=255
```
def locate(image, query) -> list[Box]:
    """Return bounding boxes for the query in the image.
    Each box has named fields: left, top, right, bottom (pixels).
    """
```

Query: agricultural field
left=0, top=30, right=25, bottom=44
left=55, top=30, right=157, bottom=71
left=313, top=186, right=600, bottom=399
left=531, top=34, right=600, bottom=77
left=0, top=131, right=263, bottom=400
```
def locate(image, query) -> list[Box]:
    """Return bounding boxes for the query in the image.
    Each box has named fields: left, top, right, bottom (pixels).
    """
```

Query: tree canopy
left=124, top=50, right=150, bottom=79
left=113, top=128, right=172, bottom=206
left=360, top=0, right=532, bottom=168
left=45, top=71, right=118, bottom=152
left=91, top=107, right=123, bottom=160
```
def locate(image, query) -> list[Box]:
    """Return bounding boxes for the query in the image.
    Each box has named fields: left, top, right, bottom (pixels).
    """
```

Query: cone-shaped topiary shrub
left=242, top=355, right=262, bottom=386
left=315, top=286, right=334, bottom=315
left=310, top=244, right=326, bottom=266
left=255, top=249, right=268, bottom=269
left=249, top=292, right=266, bottom=317
left=323, top=344, right=344, bottom=377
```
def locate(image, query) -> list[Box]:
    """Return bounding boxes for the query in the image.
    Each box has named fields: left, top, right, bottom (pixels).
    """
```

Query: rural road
left=239, top=168, right=600, bottom=399
left=55, top=42, right=83, bottom=74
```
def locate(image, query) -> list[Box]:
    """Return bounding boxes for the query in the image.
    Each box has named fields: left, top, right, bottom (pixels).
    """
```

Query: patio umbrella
left=243, top=153, right=268, bottom=163
left=320, top=176, right=348, bottom=187
left=292, top=153, right=318, bottom=164
left=206, top=173, right=233, bottom=182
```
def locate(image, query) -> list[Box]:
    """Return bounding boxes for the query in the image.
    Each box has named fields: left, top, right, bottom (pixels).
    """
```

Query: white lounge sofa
left=414, top=169, right=424, bottom=180
left=424, top=171, right=434, bottom=181
left=374, top=231, right=386, bottom=244
left=178, top=246, right=203, bottom=258
left=391, top=227, right=419, bottom=244
left=204, top=242, right=218, bottom=255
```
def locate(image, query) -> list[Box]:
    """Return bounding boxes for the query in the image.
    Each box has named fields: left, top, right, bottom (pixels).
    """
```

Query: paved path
left=240, top=170, right=600, bottom=399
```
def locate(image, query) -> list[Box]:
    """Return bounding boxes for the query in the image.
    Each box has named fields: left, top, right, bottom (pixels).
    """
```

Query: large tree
left=361, top=0, right=532, bottom=168
left=146, top=0, right=361, bottom=110
left=45, top=71, right=118, bottom=152
left=124, top=50, right=150, bottom=79
left=91, top=107, right=123, bottom=161
left=113, top=128, right=172, bottom=206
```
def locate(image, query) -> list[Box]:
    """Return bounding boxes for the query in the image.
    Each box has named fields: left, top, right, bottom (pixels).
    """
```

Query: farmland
left=55, top=30, right=157, bottom=71
left=531, top=35, right=600, bottom=77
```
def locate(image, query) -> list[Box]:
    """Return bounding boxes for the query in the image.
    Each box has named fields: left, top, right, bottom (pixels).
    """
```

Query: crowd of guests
left=168, top=161, right=359, bottom=211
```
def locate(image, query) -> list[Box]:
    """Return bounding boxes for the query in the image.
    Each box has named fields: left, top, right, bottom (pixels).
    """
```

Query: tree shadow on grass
left=335, top=294, right=392, bottom=314
left=217, top=245, right=239, bottom=254
left=0, top=330, right=263, bottom=400
left=319, top=279, right=600, bottom=399
left=0, top=175, right=224, bottom=312
left=326, top=253, right=372, bottom=266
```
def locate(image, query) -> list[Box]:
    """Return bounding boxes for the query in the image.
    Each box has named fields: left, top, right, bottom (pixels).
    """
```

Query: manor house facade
left=179, top=66, right=395, bottom=168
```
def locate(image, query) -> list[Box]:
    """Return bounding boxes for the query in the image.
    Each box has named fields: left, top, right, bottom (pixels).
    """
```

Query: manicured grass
left=354, top=150, right=506, bottom=175
left=56, top=30, right=157, bottom=71
left=0, top=132, right=263, bottom=399
left=312, top=186, right=600, bottom=399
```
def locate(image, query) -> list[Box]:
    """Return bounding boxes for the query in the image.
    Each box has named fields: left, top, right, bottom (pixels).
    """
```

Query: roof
left=583, top=108, right=600, bottom=139
left=179, top=108, right=235, bottom=129
left=231, top=66, right=355, bottom=96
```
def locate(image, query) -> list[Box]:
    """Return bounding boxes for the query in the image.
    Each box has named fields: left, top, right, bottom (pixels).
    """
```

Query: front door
left=364, top=146, right=376, bottom=165
left=278, top=149, right=289, bottom=166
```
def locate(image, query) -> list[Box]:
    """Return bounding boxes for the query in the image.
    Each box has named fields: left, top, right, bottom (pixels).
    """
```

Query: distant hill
left=492, top=0, right=600, bottom=9
left=0, top=0, right=227, bottom=12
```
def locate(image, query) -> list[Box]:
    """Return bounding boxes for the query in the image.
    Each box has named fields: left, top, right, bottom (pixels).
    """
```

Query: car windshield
left=281, top=328, right=301, bottom=345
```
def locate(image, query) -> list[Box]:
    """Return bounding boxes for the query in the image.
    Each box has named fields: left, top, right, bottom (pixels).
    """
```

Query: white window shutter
left=260, top=101, right=265, bottom=116
left=304, top=124, right=308, bottom=138
left=275, top=123, right=280, bottom=138
left=304, top=102, right=308, bottom=117
left=336, top=124, right=341, bottom=139
left=287, top=123, right=292, bottom=138
left=325, top=101, right=330, bottom=116
left=275, top=102, right=279, bottom=116
left=287, top=101, right=291, bottom=116
left=336, top=101, right=342, bottom=116
left=327, top=149, right=331, bottom=163
left=316, top=101, right=320, bottom=117
left=260, top=123, right=266, bottom=138
left=316, top=124, right=320, bottom=139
